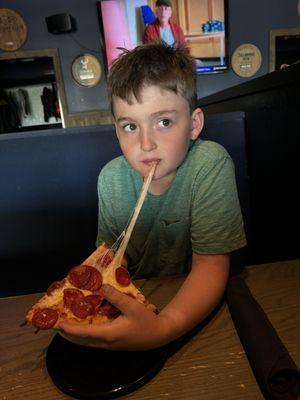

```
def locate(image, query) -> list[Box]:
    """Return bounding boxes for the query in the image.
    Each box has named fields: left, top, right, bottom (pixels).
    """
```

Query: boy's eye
left=158, top=118, right=171, bottom=128
left=123, top=123, right=137, bottom=132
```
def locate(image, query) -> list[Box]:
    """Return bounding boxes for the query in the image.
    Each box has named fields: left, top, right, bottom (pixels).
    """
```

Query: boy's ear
left=190, top=108, right=204, bottom=140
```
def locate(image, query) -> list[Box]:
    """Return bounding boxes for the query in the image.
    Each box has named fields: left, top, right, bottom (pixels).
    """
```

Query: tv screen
left=97, top=0, right=228, bottom=75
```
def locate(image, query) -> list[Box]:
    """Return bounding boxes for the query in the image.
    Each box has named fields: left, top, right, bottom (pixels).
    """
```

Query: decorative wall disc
left=71, top=54, right=102, bottom=87
left=0, top=8, right=27, bottom=51
left=231, top=43, right=262, bottom=77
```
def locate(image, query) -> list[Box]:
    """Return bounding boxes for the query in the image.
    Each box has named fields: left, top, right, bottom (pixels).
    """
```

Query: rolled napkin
left=226, top=276, right=300, bottom=400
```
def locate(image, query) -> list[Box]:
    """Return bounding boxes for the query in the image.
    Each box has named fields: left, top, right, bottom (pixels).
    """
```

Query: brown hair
left=107, top=41, right=197, bottom=115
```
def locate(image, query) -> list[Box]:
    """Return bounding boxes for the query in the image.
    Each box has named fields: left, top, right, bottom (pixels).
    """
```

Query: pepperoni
left=68, top=264, right=102, bottom=291
left=70, top=298, right=94, bottom=319
left=63, top=288, right=84, bottom=309
left=84, top=294, right=103, bottom=312
left=32, top=308, right=59, bottom=329
left=115, top=267, right=131, bottom=286
left=81, top=267, right=102, bottom=291
left=68, top=265, right=92, bottom=288
left=47, top=280, right=64, bottom=296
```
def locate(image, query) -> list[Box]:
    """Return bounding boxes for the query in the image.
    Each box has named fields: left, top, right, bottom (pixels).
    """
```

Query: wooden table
left=1, top=260, right=299, bottom=400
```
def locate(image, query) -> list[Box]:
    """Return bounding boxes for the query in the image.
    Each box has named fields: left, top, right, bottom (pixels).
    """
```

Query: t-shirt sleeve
left=191, top=151, right=247, bottom=254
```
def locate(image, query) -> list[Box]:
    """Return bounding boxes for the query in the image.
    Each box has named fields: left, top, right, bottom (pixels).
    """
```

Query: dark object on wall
left=40, top=85, right=60, bottom=122
left=0, top=89, right=20, bottom=132
left=45, top=14, right=76, bottom=34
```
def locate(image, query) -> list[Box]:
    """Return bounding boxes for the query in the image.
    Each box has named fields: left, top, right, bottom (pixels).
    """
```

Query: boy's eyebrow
left=150, top=109, right=177, bottom=117
left=116, top=117, right=133, bottom=123
left=116, top=110, right=177, bottom=123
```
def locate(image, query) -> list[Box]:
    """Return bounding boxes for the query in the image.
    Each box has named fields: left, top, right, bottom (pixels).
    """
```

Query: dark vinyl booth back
left=201, top=112, right=251, bottom=272
left=0, top=112, right=249, bottom=296
left=0, top=126, right=122, bottom=296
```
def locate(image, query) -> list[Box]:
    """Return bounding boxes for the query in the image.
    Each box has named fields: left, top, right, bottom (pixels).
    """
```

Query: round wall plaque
left=231, top=43, right=262, bottom=78
left=71, top=54, right=102, bottom=87
left=0, top=8, right=27, bottom=51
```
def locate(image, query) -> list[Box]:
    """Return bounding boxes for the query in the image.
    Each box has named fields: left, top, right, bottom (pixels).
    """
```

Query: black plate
left=46, top=334, right=169, bottom=399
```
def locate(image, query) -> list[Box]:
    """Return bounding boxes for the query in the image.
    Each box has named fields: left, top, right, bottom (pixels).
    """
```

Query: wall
left=1, top=0, right=299, bottom=116
left=1, top=0, right=107, bottom=115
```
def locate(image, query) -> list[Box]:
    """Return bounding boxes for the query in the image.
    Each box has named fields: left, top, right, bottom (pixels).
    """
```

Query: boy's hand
left=59, top=254, right=229, bottom=350
left=59, top=285, right=170, bottom=351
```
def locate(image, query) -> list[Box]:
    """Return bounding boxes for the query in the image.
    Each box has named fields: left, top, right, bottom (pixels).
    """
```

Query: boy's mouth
left=142, top=159, right=161, bottom=166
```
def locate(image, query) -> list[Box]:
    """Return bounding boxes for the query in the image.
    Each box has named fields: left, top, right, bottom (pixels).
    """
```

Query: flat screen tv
left=97, top=0, right=228, bottom=75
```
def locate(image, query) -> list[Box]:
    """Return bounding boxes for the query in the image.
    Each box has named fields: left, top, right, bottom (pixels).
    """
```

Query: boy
left=60, top=42, right=246, bottom=350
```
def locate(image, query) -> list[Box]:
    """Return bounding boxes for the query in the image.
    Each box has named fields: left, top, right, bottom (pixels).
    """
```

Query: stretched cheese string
left=108, top=162, right=157, bottom=271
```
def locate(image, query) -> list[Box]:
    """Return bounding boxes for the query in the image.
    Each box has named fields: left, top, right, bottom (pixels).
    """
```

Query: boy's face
left=113, top=85, right=203, bottom=194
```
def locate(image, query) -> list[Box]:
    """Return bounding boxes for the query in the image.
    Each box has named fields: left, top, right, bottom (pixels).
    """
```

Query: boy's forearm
left=158, top=253, right=230, bottom=344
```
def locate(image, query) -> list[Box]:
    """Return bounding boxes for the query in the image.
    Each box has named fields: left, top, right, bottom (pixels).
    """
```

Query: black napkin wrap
left=226, top=276, right=300, bottom=400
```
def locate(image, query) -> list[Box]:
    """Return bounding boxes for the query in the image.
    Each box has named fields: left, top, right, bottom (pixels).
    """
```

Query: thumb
left=102, top=284, right=133, bottom=314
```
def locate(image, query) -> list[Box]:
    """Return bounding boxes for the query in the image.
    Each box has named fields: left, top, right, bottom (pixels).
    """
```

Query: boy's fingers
left=102, top=284, right=134, bottom=314
left=58, top=324, right=113, bottom=348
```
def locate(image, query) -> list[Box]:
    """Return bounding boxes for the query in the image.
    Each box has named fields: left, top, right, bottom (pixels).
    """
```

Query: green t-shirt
left=96, top=139, right=246, bottom=279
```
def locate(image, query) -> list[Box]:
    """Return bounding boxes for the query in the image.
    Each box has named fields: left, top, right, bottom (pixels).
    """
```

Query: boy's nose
left=140, top=131, right=157, bottom=152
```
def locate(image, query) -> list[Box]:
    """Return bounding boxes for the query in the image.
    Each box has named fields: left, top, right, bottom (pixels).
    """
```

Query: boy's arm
left=59, top=253, right=229, bottom=350
left=157, top=253, right=229, bottom=343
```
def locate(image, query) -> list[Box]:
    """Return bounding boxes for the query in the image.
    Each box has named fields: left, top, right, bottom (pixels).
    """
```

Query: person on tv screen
left=142, top=0, right=187, bottom=47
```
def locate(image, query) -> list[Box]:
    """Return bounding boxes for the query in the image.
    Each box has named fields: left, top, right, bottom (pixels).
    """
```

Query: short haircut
left=107, top=41, right=197, bottom=115
left=155, top=0, right=172, bottom=7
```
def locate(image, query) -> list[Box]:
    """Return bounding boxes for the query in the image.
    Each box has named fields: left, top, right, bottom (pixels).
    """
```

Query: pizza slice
left=25, top=242, right=157, bottom=331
